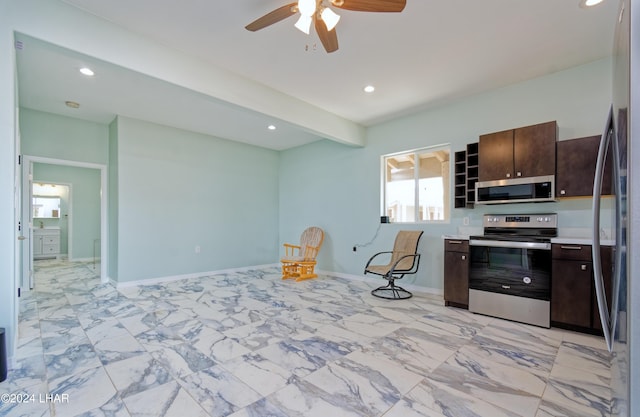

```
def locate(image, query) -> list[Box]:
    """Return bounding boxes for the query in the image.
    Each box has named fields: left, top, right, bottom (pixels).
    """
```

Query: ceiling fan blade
left=245, top=2, right=298, bottom=31
left=331, top=0, right=406, bottom=12
left=315, top=17, right=339, bottom=53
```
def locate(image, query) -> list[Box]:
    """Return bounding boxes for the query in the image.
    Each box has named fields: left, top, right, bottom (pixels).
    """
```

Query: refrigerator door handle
left=592, top=105, right=614, bottom=352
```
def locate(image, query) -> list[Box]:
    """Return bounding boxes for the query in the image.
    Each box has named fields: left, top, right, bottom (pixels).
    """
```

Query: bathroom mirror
left=33, top=196, right=61, bottom=218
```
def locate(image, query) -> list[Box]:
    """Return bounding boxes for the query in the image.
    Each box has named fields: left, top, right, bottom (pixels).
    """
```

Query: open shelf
left=465, top=142, right=478, bottom=208
left=454, top=150, right=467, bottom=208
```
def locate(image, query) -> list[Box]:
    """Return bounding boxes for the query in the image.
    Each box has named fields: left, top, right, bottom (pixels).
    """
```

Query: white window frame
left=381, top=144, right=451, bottom=224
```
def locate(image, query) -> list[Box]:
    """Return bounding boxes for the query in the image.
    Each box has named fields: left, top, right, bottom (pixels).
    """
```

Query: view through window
left=383, top=146, right=450, bottom=222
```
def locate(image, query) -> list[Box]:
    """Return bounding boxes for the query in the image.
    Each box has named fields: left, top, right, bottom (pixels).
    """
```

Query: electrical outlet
left=353, top=246, right=357, bottom=252
left=195, top=245, right=201, bottom=254
left=463, top=217, right=470, bottom=226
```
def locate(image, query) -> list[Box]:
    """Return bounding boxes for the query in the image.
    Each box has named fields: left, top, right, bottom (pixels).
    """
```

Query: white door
left=21, top=158, right=33, bottom=289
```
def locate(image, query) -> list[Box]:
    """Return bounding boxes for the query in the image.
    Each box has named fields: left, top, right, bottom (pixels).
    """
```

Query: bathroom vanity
left=33, top=227, right=60, bottom=259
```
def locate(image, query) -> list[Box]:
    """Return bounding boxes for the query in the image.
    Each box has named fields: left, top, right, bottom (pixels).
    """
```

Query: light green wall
left=33, top=164, right=101, bottom=260
left=108, top=118, right=119, bottom=281
left=112, top=116, right=280, bottom=282
left=279, top=58, right=613, bottom=292
left=20, top=108, right=109, bottom=164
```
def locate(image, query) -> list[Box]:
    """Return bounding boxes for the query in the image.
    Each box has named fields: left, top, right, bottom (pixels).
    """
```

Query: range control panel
left=483, top=213, right=558, bottom=229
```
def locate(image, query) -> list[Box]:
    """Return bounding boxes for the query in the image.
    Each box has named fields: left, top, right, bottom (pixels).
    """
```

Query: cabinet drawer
left=43, top=236, right=58, bottom=245
left=445, top=239, right=469, bottom=252
left=42, top=244, right=59, bottom=254
left=552, top=244, right=591, bottom=261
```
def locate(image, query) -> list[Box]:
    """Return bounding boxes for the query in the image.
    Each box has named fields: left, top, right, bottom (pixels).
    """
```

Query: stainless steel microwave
left=474, top=175, right=555, bottom=205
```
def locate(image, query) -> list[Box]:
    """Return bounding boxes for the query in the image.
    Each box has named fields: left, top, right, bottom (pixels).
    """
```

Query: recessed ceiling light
left=363, top=85, right=375, bottom=93
left=268, top=125, right=276, bottom=130
left=65, top=101, right=80, bottom=109
left=79, top=67, right=95, bottom=76
left=579, top=0, right=604, bottom=8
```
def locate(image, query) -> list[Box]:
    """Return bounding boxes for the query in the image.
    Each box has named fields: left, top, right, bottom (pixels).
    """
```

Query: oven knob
left=523, top=276, right=532, bottom=284
left=493, top=217, right=499, bottom=222
left=537, top=217, right=543, bottom=222
left=544, top=217, right=550, bottom=222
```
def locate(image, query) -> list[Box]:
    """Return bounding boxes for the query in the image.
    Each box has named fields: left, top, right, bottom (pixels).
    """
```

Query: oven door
left=468, top=239, right=552, bottom=300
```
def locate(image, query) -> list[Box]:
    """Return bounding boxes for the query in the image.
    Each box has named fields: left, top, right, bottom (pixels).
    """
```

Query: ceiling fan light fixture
left=297, top=0, right=317, bottom=16
left=579, top=0, right=604, bottom=7
left=294, top=14, right=313, bottom=34
left=321, top=7, right=341, bottom=31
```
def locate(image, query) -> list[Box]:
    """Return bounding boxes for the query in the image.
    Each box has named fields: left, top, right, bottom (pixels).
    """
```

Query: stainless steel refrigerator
left=592, top=0, right=638, bottom=415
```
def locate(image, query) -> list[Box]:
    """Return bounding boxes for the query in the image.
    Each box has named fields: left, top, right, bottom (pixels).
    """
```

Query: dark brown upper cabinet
left=479, top=121, right=557, bottom=182
left=556, top=135, right=612, bottom=197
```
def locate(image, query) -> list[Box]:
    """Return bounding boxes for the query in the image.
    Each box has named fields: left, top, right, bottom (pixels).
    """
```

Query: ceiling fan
left=245, top=0, right=406, bottom=53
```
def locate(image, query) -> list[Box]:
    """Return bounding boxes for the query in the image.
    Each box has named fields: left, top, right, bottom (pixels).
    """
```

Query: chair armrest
left=283, top=243, right=301, bottom=257
left=364, top=251, right=394, bottom=271
left=389, top=253, right=421, bottom=274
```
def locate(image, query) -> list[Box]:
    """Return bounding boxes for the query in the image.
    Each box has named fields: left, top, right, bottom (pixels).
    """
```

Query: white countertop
left=442, top=234, right=469, bottom=240
left=551, top=237, right=615, bottom=246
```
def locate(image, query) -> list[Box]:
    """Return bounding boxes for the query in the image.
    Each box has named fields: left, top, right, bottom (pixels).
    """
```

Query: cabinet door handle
left=516, top=171, right=522, bottom=177
left=461, top=255, right=466, bottom=260
left=560, top=245, right=583, bottom=250
left=560, top=190, right=566, bottom=195
left=502, top=285, right=511, bottom=289
left=506, top=173, right=511, bottom=178
left=448, top=240, right=463, bottom=244
left=581, top=264, right=588, bottom=271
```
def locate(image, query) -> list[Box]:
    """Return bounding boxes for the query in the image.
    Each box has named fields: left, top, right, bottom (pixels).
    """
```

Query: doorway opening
left=32, top=181, right=71, bottom=261
left=22, top=155, right=108, bottom=290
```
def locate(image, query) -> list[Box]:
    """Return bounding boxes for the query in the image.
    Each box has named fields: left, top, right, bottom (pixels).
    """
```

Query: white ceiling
left=15, top=0, right=619, bottom=150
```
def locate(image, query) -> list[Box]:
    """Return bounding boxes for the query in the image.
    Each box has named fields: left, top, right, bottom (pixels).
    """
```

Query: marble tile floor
left=1, top=259, right=612, bottom=417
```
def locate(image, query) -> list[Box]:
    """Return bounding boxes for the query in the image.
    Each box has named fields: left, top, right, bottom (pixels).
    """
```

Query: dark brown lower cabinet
left=551, top=244, right=613, bottom=333
left=444, top=239, right=469, bottom=308
left=551, top=257, right=593, bottom=328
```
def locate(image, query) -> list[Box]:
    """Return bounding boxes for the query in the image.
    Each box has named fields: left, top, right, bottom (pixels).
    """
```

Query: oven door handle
left=469, top=239, right=551, bottom=250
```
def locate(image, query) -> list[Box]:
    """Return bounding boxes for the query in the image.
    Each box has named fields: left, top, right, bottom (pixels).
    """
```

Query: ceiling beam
left=7, top=0, right=365, bottom=147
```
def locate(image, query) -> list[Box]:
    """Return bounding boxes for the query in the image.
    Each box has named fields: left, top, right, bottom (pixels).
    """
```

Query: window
left=383, top=145, right=450, bottom=223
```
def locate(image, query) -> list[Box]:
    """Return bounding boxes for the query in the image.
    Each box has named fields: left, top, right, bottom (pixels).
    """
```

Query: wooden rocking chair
left=281, top=227, right=324, bottom=281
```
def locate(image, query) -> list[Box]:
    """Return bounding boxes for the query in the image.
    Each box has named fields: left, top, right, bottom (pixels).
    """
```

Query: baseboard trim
left=318, top=269, right=444, bottom=303
left=112, top=264, right=443, bottom=305
left=70, top=257, right=100, bottom=263
left=114, top=263, right=280, bottom=289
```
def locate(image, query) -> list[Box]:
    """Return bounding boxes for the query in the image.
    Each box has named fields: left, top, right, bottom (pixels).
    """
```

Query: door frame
left=22, top=155, right=108, bottom=286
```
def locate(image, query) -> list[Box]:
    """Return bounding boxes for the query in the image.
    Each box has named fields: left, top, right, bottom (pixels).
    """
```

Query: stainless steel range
left=468, top=214, right=557, bottom=328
